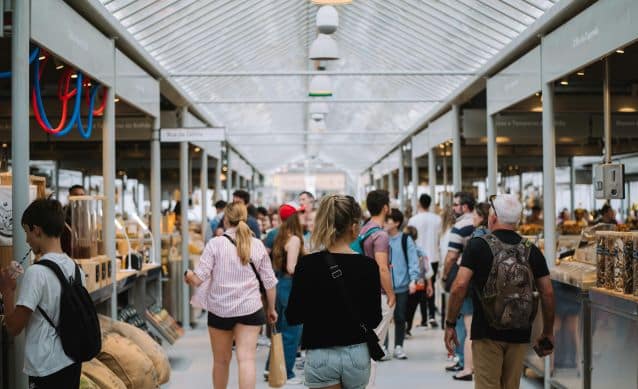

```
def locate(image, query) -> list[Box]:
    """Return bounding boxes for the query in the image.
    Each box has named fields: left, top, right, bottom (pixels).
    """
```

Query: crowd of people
left=183, top=188, right=557, bottom=389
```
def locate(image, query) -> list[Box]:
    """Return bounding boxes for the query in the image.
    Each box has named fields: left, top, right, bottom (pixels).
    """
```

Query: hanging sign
left=487, top=46, right=541, bottom=115
left=160, top=128, right=225, bottom=143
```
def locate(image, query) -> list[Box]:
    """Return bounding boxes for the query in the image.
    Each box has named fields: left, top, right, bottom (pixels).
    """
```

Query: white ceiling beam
left=170, top=71, right=476, bottom=77
left=195, top=98, right=443, bottom=104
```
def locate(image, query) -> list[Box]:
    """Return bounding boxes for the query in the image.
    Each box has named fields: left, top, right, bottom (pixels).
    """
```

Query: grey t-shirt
left=16, top=252, right=84, bottom=377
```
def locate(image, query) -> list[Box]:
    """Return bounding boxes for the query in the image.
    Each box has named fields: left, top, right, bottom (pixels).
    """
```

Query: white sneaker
left=286, top=377, right=304, bottom=385
left=263, top=370, right=269, bottom=381
left=394, top=345, right=408, bottom=360
left=380, top=346, right=392, bottom=361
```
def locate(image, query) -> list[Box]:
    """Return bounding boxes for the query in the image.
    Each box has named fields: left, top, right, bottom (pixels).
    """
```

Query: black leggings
left=29, top=362, right=81, bottom=389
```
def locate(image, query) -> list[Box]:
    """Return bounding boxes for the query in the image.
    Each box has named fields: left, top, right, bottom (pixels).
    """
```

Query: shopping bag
left=268, top=326, right=287, bottom=388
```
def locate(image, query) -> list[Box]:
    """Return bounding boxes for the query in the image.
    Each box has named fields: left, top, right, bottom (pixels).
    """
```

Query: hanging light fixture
left=309, top=34, right=339, bottom=60
left=311, top=113, right=324, bottom=122
left=309, top=75, right=333, bottom=97
left=316, top=6, right=338, bottom=34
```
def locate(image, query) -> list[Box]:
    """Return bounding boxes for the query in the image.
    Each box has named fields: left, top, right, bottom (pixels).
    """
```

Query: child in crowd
left=403, top=226, right=434, bottom=337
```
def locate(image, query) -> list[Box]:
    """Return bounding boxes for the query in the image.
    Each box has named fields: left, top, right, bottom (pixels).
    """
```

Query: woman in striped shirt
left=185, top=202, right=277, bottom=389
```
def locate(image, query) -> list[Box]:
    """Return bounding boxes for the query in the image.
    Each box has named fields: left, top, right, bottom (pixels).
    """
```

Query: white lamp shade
left=311, top=113, right=325, bottom=121
left=316, top=6, right=339, bottom=34
left=309, top=34, right=339, bottom=60
left=309, top=75, right=333, bottom=97
left=309, top=102, right=330, bottom=114
left=312, top=0, right=352, bottom=4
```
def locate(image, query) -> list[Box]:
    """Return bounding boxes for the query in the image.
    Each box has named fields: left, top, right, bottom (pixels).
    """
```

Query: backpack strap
left=359, top=226, right=382, bottom=252
left=34, top=259, right=77, bottom=334
left=401, top=234, right=409, bottom=266
left=222, top=234, right=266, bottom=295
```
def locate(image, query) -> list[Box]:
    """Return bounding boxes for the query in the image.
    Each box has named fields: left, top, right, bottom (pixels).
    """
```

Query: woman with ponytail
left=185, top=202, right=277, bottom=389
left=264, top=204, right=305, bottom=384
left=286, top=195, right=382, bottom=389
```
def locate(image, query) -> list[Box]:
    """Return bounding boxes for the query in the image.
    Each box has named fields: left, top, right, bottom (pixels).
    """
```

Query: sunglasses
left=489, top=195, right=498, bottom=218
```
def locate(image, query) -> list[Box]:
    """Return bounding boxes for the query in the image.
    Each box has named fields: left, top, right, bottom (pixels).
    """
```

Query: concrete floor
left=162, top=316, right=544, bottom=389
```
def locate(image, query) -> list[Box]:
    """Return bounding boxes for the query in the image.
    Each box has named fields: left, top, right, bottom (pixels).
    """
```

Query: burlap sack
left=79, top=374, right=100, bottom=389
left=82, top=359, right=126, bottom=389
left=110, top=320, right=171, bottom=384
left=98, top=333, right=159, bottom=389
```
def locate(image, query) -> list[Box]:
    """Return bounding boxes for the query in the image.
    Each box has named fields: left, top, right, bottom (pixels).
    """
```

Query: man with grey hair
left=444, top=194, right=555, bottom=389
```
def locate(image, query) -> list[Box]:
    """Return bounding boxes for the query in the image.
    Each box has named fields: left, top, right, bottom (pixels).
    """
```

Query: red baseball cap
left=279, top=204, right=304, bottom=221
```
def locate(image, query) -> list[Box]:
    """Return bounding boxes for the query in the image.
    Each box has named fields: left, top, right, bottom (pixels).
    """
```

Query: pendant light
left=309, top=75, right=333, bottom=97
left=309, top=34, right=339, bottom=60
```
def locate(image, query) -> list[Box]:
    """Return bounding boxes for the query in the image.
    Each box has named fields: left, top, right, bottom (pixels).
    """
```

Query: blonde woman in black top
left=286, top=195, right=382, bottom=389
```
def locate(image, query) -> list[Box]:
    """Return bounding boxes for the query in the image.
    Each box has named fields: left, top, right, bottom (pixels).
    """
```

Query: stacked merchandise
left=82, top=315, right=171, bottom=388
left=595, top=232, right=638, bottom=297
left=145, top=305, right=184, bottom=345
left=118, top=305, right=161, bottom=344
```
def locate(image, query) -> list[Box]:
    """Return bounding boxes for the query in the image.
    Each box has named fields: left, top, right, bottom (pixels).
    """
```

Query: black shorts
left=208, top=309, right=266, bottom=330
left=29, top=362, right=81, bottom=389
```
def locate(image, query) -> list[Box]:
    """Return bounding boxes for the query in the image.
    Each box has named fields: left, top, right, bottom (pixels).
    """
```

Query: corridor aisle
left=162, top=318, right=543, bottom=388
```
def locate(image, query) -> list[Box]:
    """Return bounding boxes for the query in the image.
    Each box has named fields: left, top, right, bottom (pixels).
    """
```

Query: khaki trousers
left=472, top=339, right=529, bottom=389
left=366, top=295, right=395, bottom=388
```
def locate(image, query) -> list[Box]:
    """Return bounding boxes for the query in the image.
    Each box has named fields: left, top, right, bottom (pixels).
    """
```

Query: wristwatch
left=445, top=320, right=456, bottom=329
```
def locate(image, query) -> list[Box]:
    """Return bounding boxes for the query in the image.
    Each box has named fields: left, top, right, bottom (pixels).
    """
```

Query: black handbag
left=323, top=252, right=385, bottom=361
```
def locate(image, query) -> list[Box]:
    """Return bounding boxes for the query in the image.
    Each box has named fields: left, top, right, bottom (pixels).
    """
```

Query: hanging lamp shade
left=316, top=6, right=339, bottom=34
left=311, top=113, right=325, bottom=122
left=309, top=75, right=333, bottom=97
left=309, top=34, right=339, bottom=60
left=309, top=102, right=330, bottom=114
left=309, top=118, right=327, bottom=132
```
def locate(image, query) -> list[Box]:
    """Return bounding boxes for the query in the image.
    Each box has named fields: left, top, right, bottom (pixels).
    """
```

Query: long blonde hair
left=441, top=205, right=456, bottom=233
left=224, top=202, right=252, bottom=265
left=311, top=195, right=362, bottom=250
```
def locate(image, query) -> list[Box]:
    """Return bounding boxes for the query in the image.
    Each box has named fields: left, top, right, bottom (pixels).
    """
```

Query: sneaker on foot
left=286, top=377, right=304, bottom=385
left=394, top=345, right=408, bottom=360
left=405, top=330, right=412, bottom=338
left=263, top=371, right=269, bottom=381
left=380, top=346, right=392, bottom=361
left=429, top=318, right=439, bottom=328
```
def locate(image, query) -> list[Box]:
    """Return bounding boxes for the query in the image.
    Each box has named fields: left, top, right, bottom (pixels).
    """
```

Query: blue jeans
left=266, top=275, right=303, bottom=379
left=454, top=297, right=472, bottom=366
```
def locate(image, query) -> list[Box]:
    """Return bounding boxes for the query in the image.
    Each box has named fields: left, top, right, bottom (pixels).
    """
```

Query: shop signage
left=591, top=114, right=638, bottom=138
left=542, top=0, right=638, bottom=82
left=115, top=50, right=160, bottom=118
left=32, top=0, right=114, bottom=86
left=487, top=46, right=541, bottom=115
left=428, top=109, right=455, bottom=147
left=160, top=128, right=225, bottom=143
left=411, top=130, right=429, bottom=159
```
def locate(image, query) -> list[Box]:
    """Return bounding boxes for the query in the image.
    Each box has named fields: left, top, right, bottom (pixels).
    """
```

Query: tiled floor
left=162, top=318, right=544, bottom=388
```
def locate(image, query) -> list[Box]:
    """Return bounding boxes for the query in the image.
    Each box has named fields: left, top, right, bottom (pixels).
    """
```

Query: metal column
left=411, top=143, right=418, bottom=213
left=452, top=104, right=462, bottom=193
left=398, top=151, right=405, bottom=210
left=487, top=113, right=498, bottom=196
left=388, top=171, right=395, bottom=200
left=214, top=156, right=222, bottom=202
left=104, top=42, right=117, bottom=320
left=151, top=117, right=162, bottom=309
left=541, top=80, right=557, bottom=389
left=200, top=151, right=208, bottom=237
left=428, top=150, right=436, bottom=201
left=10, top=0, right=30, bottom=387
left=226, top=152, right=232, bottom=200
left=569, top=157, right=576, bottom=216
left=179, top=108, right=190, bottom=329
left=603, top=58, right=612, bottom=164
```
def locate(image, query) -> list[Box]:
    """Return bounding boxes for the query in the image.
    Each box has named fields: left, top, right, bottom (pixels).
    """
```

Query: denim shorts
left=305, top=343, right=370, bottom=389
left=460, top=296, right=473, bottom=316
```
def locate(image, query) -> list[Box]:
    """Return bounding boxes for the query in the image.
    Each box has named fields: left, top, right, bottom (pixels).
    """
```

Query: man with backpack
left=444, top=194, right=555, bottom=389
left=385, top=208, right=419, bottom=360
left=0, top=199, right=100, bottom=388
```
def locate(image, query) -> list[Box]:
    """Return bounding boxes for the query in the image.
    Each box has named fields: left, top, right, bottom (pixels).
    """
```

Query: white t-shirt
left=408, top=211, right=442, bottom=263
left=16, top=252, right=84, bottom=377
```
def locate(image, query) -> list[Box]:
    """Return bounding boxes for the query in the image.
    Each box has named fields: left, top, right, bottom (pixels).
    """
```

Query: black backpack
left=35, top=259, right=102, bottom=362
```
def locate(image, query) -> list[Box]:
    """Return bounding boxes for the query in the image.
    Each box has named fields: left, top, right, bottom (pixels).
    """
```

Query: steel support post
left=411, top=144, right=418, bottom=213
left=151, top=117, right=162, bottom=307
left=569, top=157, right=576, bottom=216
left=388, top=171, right=395, bottom=201
left=179, top=108, right=190, bottom=330
left=104, top=42, right=117, bottom=321
left=10, top=0, right=29, bottom=387
left=428, top=150, right=436, bottom=201
left=487, top=113, right=498, bottom=196
left=603, top=58, right=611, bottom=164
left=541, top=80, right=557, bottom=389
left=398, top=151, right=405, bottom=210
left=200, top=151, right=208, bottom=238
left=452, top=105, right=462, bottom=193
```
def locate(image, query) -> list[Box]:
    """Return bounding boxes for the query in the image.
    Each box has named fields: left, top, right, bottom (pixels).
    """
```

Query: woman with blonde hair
left=185, top=202, right=278, bottom=389
left=286, top=195, right=382, bottom=389
left=264, top=204, right=305, bottom=385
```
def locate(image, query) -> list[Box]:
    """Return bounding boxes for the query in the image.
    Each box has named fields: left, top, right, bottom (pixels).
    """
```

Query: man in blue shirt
left=385, top=208, right=419, bottom=360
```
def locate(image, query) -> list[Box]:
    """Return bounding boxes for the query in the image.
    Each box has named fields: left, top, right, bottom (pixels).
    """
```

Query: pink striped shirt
left=190, top=228, right=277, bottom=318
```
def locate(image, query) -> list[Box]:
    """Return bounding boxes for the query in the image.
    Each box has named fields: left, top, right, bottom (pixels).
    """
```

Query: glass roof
left=99, top=0, right=559, bottom=175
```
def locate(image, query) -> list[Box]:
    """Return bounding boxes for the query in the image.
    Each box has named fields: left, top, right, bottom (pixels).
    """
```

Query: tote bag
left=268, top=325, right=287, bottom=388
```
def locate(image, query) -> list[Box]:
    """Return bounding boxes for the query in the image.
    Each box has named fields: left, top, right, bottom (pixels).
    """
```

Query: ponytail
left=312, top=195, right=362, bottom=251
left=223, top=202, right=253, bottom=265
left=235, top=220, right=253, bottom=265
